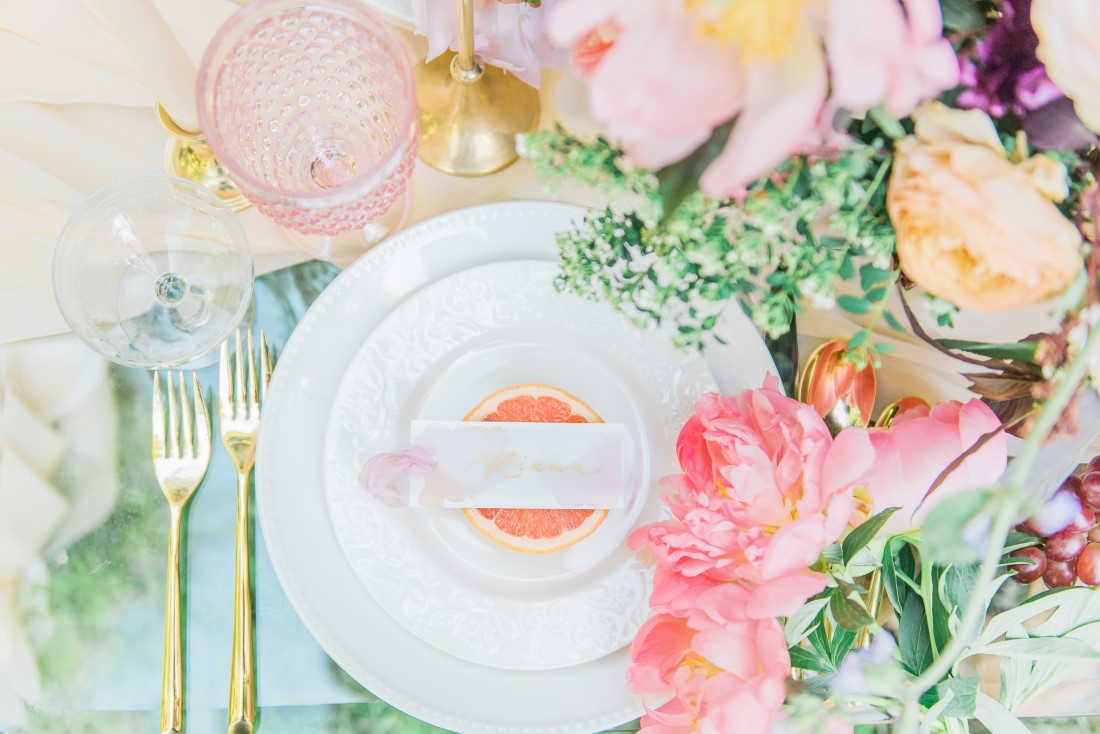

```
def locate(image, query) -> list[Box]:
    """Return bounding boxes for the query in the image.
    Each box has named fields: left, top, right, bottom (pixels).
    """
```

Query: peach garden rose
left=887, top=101, right=1083, bottom=311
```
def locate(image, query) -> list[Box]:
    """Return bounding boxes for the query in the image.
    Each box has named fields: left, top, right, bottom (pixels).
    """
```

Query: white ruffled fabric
left=0, top=338, right=116, bottom=730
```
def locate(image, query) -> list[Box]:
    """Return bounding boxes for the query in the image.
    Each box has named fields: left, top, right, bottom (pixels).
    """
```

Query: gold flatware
left=219, top=329, right=272, bottom=734
left=153, top=371, right=212, bottom=734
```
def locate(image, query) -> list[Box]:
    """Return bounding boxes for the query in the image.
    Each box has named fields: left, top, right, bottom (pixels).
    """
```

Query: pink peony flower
left=548, top=0, right=959, bottom=197
left=412, top=0, right=567, bottom=88
left=628, top=583, right=790, bottom=734
left=860, top=399, right=1007, bottom=535
left=826, top=0, right=961, bottom=119
left=630, top=376, right=874, bottom=619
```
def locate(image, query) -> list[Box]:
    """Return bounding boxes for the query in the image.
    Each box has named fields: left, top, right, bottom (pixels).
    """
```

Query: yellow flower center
left=687, top=0, right=809, bottom=62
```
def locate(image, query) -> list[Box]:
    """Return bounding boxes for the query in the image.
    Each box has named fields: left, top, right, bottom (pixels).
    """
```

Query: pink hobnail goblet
left=198, top=0, right=417, bottom=263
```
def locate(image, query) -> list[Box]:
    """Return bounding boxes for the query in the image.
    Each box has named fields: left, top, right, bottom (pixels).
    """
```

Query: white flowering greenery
left=521, top=126, right=903, bottom=350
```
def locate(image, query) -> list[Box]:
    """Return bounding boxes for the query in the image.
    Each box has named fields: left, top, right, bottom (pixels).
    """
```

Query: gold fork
left=219, top=329, right=272, bottom=734
left=153, top=371, right=212, bottom=734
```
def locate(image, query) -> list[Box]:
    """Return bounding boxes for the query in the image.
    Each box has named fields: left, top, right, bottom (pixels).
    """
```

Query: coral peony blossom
left=887, top=102, right=1083, bottom=311
left=548, top=0, right=958, bottom=197
left=1033, top=0, right=1100, bottom=136
left=629, top=376, right=874, bottom=619
left=412, top=0, right=566, bottom=88
left=860, top=399, right=1007, bottom=536
left=628, top=583, right=789, bottom=734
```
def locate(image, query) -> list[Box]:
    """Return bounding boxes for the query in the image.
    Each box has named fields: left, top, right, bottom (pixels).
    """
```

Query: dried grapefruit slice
left=463, top=384, right=608, bottom=553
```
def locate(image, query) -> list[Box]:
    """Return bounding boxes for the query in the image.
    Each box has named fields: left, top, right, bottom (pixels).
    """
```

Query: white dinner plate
left=257, top=201, right=777, bottom=734
left=323, top=259, right=716, bottom=670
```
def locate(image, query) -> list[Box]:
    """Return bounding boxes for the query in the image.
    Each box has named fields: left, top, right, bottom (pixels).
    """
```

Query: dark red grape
left=1088, top=456, right=1100, bottom=474
left=1064, top=474, right=1084, bottom=495
left=1079, top=544, right=1100, bottom=585
left=1043, top=558, right=1078, bottom=588
left=1080, top=472, right=1100, bottom=511
left=1046, top=531, right=1088, bottom=561
left=1016, top=521, right=1039, bottom=535
left=1008, top=546, right=1047, bottom=584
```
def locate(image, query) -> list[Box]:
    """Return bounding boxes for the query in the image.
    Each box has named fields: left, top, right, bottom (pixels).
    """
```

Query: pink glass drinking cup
left=198, top=0, right=417, bottom=249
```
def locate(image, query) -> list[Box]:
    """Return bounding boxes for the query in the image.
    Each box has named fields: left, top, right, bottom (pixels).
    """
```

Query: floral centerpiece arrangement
left=414, top=0, right=1100, bottom=732
left=479, top=0, right=1100, bottom=732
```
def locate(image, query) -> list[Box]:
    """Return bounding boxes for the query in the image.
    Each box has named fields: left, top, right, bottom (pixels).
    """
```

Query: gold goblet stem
left=456, top=0, right=478, bottom=78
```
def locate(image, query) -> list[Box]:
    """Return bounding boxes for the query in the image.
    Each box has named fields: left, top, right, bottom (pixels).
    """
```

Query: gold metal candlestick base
left=156, top=103, right=250, bottom=213
left=415, top=52, right=540, bottom=176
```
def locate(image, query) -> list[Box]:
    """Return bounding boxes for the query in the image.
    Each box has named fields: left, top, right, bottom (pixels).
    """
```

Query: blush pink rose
left=861, top=398, right=1007, bottom=535
left=630, top=376, right=874, bottom=618
left=628, top=583, right=789, bottom=734
left=826, top=0, right=960, bottom=118
left=548, top=0, right=959, bottom=197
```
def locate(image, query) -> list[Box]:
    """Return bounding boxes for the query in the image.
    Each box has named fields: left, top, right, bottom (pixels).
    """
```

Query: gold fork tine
left=194, top=373, right=211, bottom=462
left=167, top=371, right=180, bottom=460
left=260, top=330, right=273, bottom=404
left=234, top=328, right=246, bottom=419
left=179, top=371, right=193, bottom=459
left=247, top=328, right=258, bottom=418
left=152, top=371, right=166, bottom=460
left=219, top=340, right=233, bottom=419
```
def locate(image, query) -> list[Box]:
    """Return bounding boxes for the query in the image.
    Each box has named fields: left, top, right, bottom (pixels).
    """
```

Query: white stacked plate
left=257, top=202, right=776, bottom=733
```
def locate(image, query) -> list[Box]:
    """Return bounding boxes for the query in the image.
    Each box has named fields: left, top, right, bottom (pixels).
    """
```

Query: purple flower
left=958, top=0, right=1095, bottom=149
left=957, top=0, right=1060, bottom=117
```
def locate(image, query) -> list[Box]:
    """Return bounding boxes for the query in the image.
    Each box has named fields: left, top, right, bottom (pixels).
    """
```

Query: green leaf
left=784, top=598, right=830, bottom=647
left=971, top=587, right=1091, bottom=651
left=943, top=564, right=980, bottom=614
left=872, top=343, right=896, bottom=354
left=976, top=637, right=1100, bottom=662
left=882, top=538, right=917, bottom=614
left=974, top=692, right=1030, bottom=734
left=843, top=507, right=900, bottom=565
left=831, top=587, right=876, bottom=632
left=868, top=106, right=906, bottom=139
left=883, top=309, right=905, bottom=332
left=789, top=645, right=834, bottom=674
left=941, top=0, right=990, bottom=31
left=847, top=330, right=869, bottom=350
left=899, top=591, right=933, bottom=675
left=936, top=339, right=1038, bottom=363
left=921, top=490, right=992, bottom=566
left=837, top=295, right=873, bottom=314
left=865, top=286, right=888, bottom=303
left=821, top=543, right=844, bottom=565
left=830, top=626, right=857, bottom=668
left=919, top=677, right=980, bottom=718
left=656, top=121, right=733, bottom=221
left=808, top=619, right=834, bottom=664
left=860, top=263, right=894, bottom=292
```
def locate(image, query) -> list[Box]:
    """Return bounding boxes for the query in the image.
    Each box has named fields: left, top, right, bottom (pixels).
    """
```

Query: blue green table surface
left=14, top=262, right=642, bottom=734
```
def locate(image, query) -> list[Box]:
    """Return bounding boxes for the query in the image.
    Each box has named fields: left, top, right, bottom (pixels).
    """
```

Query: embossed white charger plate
left=256, top=201, right=776, bottom=734
left=323, top=259, right=715, bottom=670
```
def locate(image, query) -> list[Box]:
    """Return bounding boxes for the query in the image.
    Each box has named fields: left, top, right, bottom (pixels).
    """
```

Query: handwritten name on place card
left=407, top=420, right=626, bottom=509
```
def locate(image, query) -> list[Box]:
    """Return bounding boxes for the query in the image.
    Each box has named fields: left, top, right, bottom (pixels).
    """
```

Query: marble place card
left=406, top=420, right=626, bottom=509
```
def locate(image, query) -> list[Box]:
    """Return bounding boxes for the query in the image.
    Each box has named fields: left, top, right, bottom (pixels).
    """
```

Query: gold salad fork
left=153, top=371, right=212, bottom=734
left=220, top=329, right=272, bottom=734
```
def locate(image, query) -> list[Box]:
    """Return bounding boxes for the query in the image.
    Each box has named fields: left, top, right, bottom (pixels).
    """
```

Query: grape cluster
left=1010, top=457, right=1100, bottom=588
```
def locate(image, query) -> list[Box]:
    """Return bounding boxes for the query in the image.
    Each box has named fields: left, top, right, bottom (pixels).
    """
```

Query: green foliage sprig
left=521, top=127, right=899, bottom=349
